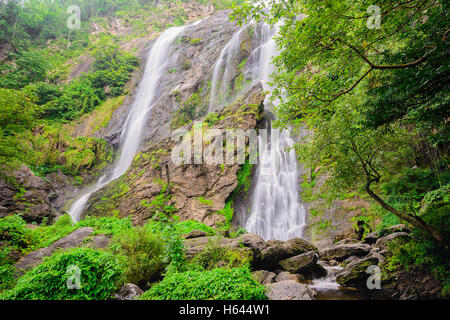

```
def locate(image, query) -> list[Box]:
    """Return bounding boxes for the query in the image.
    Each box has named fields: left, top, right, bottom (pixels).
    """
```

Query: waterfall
left=208, top=27, right=245, bottom=112
left=243, top=23, right=306, bottom=241
left=68, top=25, right=187, bottom=222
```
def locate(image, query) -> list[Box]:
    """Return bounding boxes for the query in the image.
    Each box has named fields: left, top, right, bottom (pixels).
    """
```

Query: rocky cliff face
left=84, top=83, right=265, bottom=226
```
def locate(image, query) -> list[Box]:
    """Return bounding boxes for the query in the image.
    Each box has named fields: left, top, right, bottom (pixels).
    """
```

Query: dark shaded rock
left=15, top=227, right=94, bottom=272
left=265, top=281, right=313, bottom=300
left=0, top=165, right=62, bottom=223
left=260, top=238, right=318, bottom=270
left=115, top=283, right=144, bottom=300
left=381, top=265, right=442, bottom=300
left=252, top=270, right=276, bottom=285
left=184, top=230, right=207, bottom=239
left=375, top=232, right=409, bottom=250
left=319, top=243, right=371, bottom=262
left=364, top=232, right=379, bottom=244
left=336, top=257, right=379, bottom=288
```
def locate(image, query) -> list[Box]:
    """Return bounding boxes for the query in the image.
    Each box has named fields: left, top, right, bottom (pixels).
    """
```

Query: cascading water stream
left=242, top=23, right=306, bottom=241
left=208, top=27, right=246, bottom=112
left=68, top=25, right=187, bottom=222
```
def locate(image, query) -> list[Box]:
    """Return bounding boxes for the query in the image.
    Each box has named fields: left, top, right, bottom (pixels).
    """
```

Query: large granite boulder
left=259, top=238, right=318, bottom=270
left=319, top=243, right=371, bottom=262
left=336, top=257, right=379, bottom=288
left=265, top=281, right=314, bottom=300
left=278, top=251, right=327, bottom=279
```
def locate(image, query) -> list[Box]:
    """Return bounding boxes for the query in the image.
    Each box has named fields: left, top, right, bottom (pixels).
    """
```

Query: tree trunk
left=365, top=182, right=445, bottom=243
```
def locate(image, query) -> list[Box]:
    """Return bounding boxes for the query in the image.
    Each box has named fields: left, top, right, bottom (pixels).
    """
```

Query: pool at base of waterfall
left=309, top=262, right=392, bottom=300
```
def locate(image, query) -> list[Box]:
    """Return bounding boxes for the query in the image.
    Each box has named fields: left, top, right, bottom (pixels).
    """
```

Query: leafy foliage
left=0, top=247, right=124, bottom=300
left=139, top=267, right=266, bottom=300
left=110, top=227, right=166, bottom=288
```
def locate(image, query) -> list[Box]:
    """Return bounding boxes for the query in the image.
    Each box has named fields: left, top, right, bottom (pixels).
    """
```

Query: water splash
left=68, top=25, right=188, bottom=222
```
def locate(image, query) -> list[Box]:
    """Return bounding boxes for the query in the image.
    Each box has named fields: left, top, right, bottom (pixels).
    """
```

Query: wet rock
left=375, top=232, right=409, bottom=250
left=260, top=238, right=318, bottom=270
left=15, top=227, right=95, bottom=272
left=328, top=259, right=338, bottom=266
left=115, top=283, right=144, bottom=300
left=184, top=230, right=207, bottom=239
left=265, top=281, right=313, bottom=300
left=319, top=243, right=371, bottom=262
left=252, top=270, right=276, bottom=285
left=336, top=257, right=379, bottom=288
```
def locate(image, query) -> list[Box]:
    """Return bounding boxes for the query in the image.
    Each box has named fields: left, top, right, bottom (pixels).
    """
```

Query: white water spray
left=208, top=27, right=246, bottom=112
left=243, top=23, right=306, bottom=241
left=68, top=25, right=187, bottom=222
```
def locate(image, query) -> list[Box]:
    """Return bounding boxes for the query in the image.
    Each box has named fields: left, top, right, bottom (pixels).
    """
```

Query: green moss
left=197, top=197, right=213, bottom=206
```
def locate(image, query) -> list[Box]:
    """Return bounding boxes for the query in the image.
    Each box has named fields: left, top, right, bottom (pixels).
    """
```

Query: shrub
left=190, top=239, right=251, bottom=271
left=0, top=248, right=124, bottom=300
left=175, top=220, right=215, bottom=236
left=0, top=215, right=33, bottom=251
left=110, top=228, right=166, bottom=288
left=139, top=267, right=266, bottom=300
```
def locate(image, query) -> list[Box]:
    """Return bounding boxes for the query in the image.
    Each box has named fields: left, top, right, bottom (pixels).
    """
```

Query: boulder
left=336, top=257, right=379, bottom=288
left=375, top=232, right=409, bottom=250
left=278, top=251, right=317, bottom=273
left=85, top=234, right=112, bottom=250
left=252, top=270, right=276, bottom=285
left=277, top=251, right=327, bottom=279
left=15, top=227, right=95, bottom=272
left=184, top=230, right=207, bottom=239
left=363, top=232, right=379, bottom=244
left=275, top=272, right=302, bottom=283
left=319, top=243, right=371, bottom=262
left=260, top=238, right=318, bottom=270
left=0, top=165, right=64, bottom=223
left=232, top=233, right=267, bottom=252
left=115, top=283, right=144, bottom=300
left=265, top=281, right=313, bottom=300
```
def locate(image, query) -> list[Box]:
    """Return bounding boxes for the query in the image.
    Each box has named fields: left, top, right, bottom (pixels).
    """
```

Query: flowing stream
left=68, top=25, right=188, bottom=222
